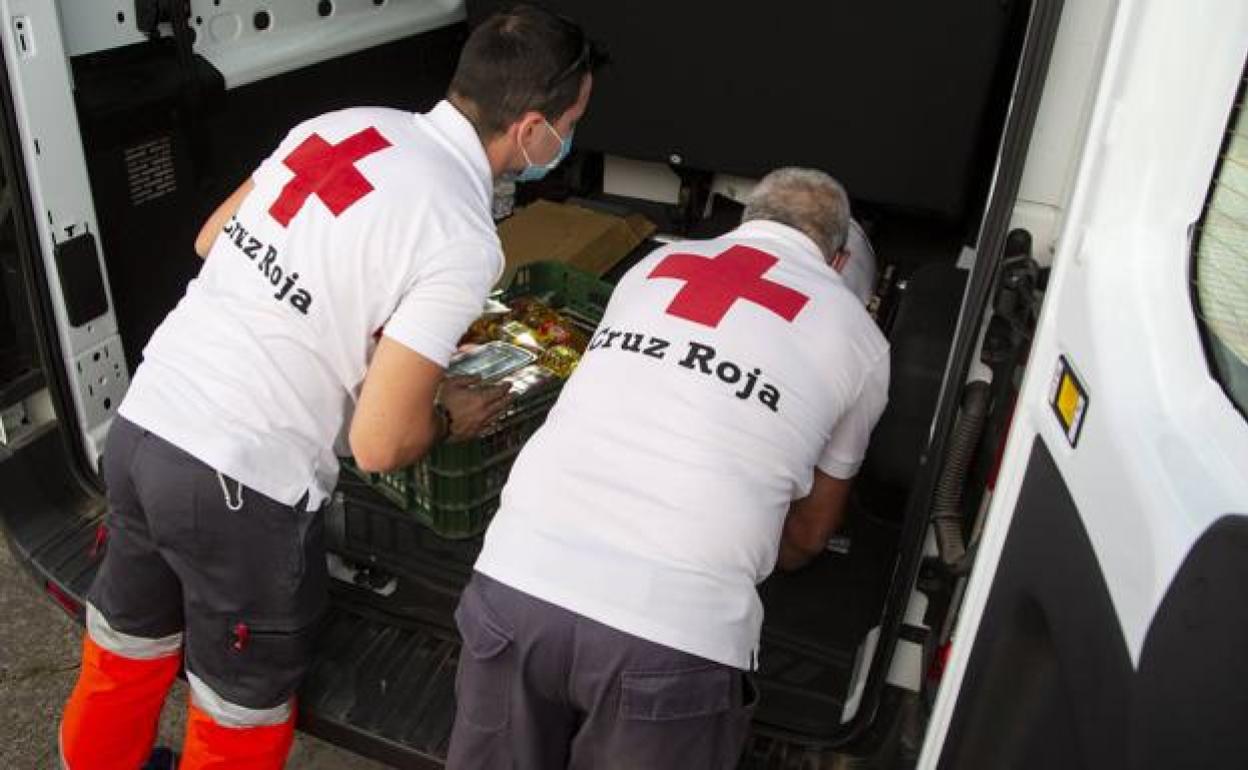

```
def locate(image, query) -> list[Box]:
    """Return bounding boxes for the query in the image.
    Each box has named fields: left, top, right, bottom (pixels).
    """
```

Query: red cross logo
left=647, top=245, right=810, bottom=328
left=268, top=127, right=391, bottom=227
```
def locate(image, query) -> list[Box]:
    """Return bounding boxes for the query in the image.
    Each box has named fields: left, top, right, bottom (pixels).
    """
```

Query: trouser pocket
left=453, top=579, right=516, bottom=732
left=620, top=665, right=735, bottom=721
left=614, top=663, right=756, bottom=769
left=184, top=610, right=324, bottom=718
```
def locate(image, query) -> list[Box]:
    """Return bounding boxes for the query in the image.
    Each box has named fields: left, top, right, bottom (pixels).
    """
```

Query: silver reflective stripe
left=86, top=602, right=182, bottom=659
left=187, top=671, right=293, bottom=728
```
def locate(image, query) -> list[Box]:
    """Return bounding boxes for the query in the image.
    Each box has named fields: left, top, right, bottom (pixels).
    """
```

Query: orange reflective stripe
left=180, top=701, right=296, bottom=770
left=60, top=635, right=180, bottom=770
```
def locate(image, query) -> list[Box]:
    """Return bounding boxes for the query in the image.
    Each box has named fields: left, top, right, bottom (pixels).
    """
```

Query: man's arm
left=777, top=470, right=853, bottom=571
left=350, top=337, right=510, bottom=473
left=195, top=179, right=255, bottom=258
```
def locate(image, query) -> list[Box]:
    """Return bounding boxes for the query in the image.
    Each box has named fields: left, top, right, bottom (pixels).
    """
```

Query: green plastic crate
left=506, top=260, right=615, bottom=326
left=342, top=261, right=612, bottom=539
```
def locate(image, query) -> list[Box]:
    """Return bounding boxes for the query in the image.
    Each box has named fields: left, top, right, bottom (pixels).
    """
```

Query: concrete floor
left=0, top=540, right=389, bottom=768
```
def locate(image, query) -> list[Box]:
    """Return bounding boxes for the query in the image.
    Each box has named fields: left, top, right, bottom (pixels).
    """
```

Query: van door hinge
left=134, top=0, right=184, bottom=39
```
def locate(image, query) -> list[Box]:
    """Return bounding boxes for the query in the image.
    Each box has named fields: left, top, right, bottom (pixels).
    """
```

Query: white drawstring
left=216, top=472, right=244, bottom=511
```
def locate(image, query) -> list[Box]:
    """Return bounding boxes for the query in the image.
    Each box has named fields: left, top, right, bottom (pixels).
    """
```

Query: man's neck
left=448, top=94, right=512, bottom=180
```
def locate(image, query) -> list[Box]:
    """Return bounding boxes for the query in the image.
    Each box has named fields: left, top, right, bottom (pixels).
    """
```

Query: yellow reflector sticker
left=1049, top=355, right=1089, bottom=447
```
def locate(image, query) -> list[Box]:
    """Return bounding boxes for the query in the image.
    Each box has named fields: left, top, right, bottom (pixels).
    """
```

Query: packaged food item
left=498, top=363, right=561, bottom=401
left=463, top=316, right=503, bottom=345
left=533, top=317, right=588, bottom=352
left=518, top=300, right=557, bottom=328
left=506, top=295, right=555, bottom=319
left=481, top=297, right=512, bottom=316
left=538, top=345, right=581, bottom=378
left=447, top=342, right=536, bottom=381
left=492, top=178, right=516, bottom=220
left=495, top=320, right=544, bottom=353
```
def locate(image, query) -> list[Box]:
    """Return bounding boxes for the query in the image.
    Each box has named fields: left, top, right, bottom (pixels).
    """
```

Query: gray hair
left=742, top=168, right=851, bottom=263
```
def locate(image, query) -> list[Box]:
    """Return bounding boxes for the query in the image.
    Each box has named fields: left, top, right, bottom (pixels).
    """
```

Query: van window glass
left=1194, top=66, right=1248, bottom=418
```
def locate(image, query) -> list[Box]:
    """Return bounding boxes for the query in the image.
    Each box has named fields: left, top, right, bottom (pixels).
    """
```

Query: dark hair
left=450, top=4, right=605, bottom=138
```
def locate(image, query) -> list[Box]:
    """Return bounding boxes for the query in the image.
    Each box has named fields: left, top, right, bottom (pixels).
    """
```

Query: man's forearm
left=350, top=401, right=440, bottom=473
left=389, top=406, right=443, bottom=469
left=777, top=537, right=821, bottom=572
left=775, top=471, right=853, bottom=572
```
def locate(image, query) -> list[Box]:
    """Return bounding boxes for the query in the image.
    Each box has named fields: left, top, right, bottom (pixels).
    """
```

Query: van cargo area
left=0, top=1, right=1048, bottom=767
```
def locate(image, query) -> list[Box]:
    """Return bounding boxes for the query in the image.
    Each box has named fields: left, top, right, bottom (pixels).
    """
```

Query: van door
left=0, top=0, right=130, bottom=466
left=920, top=2, right=1248, bottom=768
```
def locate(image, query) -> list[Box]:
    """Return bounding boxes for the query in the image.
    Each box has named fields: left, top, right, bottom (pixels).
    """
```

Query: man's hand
left=438, top=377, right=512, bottom=442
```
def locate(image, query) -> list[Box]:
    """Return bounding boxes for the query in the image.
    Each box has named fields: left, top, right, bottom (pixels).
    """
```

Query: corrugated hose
left=931, top=380, right=992, bottom=569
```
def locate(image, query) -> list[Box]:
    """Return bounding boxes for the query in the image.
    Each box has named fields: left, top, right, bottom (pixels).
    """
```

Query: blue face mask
left=516, top=120, right=573, bottom=182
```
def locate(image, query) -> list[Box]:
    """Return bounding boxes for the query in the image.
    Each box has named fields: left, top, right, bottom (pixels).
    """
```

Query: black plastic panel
left=469, top=0, right=1025, bottom=220
left=937, top=438, right=1133, bottom=769
left=937, top=443, right=1248, bottom=769
left=53, top=232, right=108, bottom=328
left=861, top=263, right=968, bottom=516
left=1130, top=514, right=1248, bottom=770
left=0, top=199, right=43, bottom=403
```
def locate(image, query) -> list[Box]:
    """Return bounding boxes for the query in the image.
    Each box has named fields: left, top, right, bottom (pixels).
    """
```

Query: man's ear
left=832, top=249, right=850, bottom=272
left=513, top=110, right=548, bottom=147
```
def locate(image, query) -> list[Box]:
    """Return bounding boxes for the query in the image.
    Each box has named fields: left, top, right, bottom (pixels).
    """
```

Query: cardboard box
left=497, top=200, right=655, bottom=285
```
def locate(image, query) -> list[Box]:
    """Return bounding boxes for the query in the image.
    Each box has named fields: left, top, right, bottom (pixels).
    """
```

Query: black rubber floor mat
left=300, top=600, right=460, bottom=768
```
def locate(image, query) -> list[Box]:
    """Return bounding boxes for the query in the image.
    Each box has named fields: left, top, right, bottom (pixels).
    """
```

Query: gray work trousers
left=448, top=572, right=758, bottom=770
left=89, top=416, right=328, bottom=711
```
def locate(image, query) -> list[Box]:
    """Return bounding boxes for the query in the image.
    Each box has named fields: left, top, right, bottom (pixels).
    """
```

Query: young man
left=449, top=168, right=890, bottom=769
left=59, top=6, right=602, bottom=768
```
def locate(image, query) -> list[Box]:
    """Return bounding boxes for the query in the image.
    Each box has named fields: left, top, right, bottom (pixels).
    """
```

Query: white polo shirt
left=476, top=220, right=889, bottom=669
left=120, top=101, right=502, bottom=510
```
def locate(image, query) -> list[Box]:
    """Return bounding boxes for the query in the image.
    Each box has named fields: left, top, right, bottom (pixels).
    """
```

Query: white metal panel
left=191, top=0, right=466, bottom=89
left=920, top=0, right=1248, bottom=765
left=1009, top=0, right=1118, bottom=264
left=57, top=0, right=467, bottom=68
left=1, top=0, right=129, bottom=464
left=1017, top=0, right=1117, bottom=211
left=58, top=0, right=145, bottom=57
left=602, top=155, right=681, bottom=205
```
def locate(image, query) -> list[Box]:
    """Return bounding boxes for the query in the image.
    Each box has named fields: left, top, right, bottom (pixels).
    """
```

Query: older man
left=449, top=168, right=890, bottom=769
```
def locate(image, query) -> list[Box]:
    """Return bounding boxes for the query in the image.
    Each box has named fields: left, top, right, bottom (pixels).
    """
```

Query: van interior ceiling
left=0, top=0, right=1043, bottom=765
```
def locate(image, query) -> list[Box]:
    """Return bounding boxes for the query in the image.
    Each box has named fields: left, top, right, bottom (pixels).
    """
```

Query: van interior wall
left=71, top=25, right=466, bottom=368
left=0, top=161, right=43, bottom=407
left=0, top=191, right=29, bottom=384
